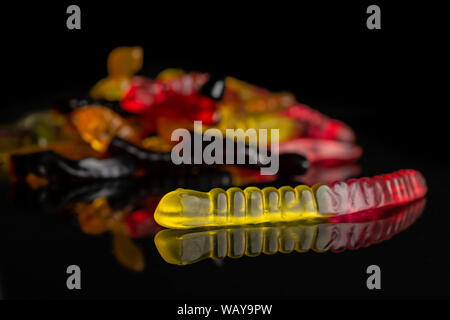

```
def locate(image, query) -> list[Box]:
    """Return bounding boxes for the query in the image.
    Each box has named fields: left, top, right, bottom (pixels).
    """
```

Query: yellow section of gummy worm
left=154, top=185, right=325, bottom=229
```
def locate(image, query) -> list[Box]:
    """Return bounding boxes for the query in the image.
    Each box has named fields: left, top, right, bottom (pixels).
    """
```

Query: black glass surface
left=0, top=2, right=447, bottom=300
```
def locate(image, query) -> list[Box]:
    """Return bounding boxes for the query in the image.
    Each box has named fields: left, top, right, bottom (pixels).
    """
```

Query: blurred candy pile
left=0, top=46, right=362, bottom=188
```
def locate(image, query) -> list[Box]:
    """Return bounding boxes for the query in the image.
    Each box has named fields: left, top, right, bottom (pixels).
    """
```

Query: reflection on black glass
left=154, top=199, right=426, bottom=265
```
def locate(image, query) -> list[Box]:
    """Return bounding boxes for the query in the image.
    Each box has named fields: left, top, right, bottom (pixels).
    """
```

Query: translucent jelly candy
left=0, top=127, right=31, bottom=155
left=154, top=199, right=425, bottom=265
left=73, top=197, right=160, bottom=239
left=156, top=68, right=185, bottom=82
left=53, top=96, right=126, bottom=116
left=278, top=138, right=363, bottom=166
left=284, top=104, right=356, bottom=142
left=11, top=165, right=278, bottom=215
left=141, top=135, right=174, bottom=152
left=90, top=46, right=143, bottom=101
left=221, top=77, right=295, bottom=113
left=0, top=111, right=88, bottom=182
left=75, top=197, right=120, bottom=235
left=73, top=197, right=146, bottom=271
left=10, top=151, right=137, bottom=182
left=296, top=163, right=361, bottom=186
left=107, top=46, right=143, bottom=77
left=120, top=72, right=209, bottom=114
left=125, top=208, right=162, bottom=238
left=154, top=170, right=427, bottom=229
left=71, top=105, right=141, bottom=152
left=120, top=76, right=167, bottom=114
left=151, top=93, right=218, bottom=125
left=152, top=117, right=196, bottom=145
left=244, top=93, right=296, bottom=113
left=122, top=75, right=221, bottom=133
left=112, top=232, right=145, bottom=272
left=5, top=139, right=100, bottom=161
left=315, top=169, right=427, bottom=215
left=158, top=71, right=209, bottom=95
left=155, top=185, right=323, bottom=229
left=215, top=107, right=301, bottom=144
left=90, top=77, right=131, bottom=102
left=224, top=77, right=270, bottom=101
left=0, top=110, right=76, bottom=152
left=109, top=131, right=309, bottom=176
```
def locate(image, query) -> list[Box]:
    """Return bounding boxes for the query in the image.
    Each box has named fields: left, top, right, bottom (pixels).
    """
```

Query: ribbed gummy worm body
left=154, top=169, right=427, bottom=229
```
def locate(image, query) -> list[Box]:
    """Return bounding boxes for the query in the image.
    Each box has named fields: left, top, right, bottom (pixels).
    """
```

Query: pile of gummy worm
left=0, top=46, right=427, bottom=232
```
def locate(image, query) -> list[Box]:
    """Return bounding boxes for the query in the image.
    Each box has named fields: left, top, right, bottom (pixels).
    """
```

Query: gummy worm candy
left=214, top=107, right=301, bottom=143
left=108, top=136, right=172, bottom=163
left=154, top=198, right=425, bottom=265
left=154, top=169, right=427, bottom=229
left=10, top=170, right=237, bottom=214
left=70, top=105, right=142, bottom=153
left=109, top=135, right=309, bottom=175
left=54, top=96, right=132, bottom=117
left=10, top=150, right=137, bottom=181
left=90, top=46, right=144, bottom=101
left=220, top=77, right=295, bottom=113
left=278, top=137, right=363, bottom=166
left=121, top=72, right=210, bottom=114
left=296, top=163, right=361, bottom=186
left=8, top=137, right=304, bottom=186
left=241, top=93, right=296, bottom=114
left=284, top=104, right=356, bottom=143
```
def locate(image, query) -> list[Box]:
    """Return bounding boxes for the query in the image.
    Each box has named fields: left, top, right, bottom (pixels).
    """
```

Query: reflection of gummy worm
left=10, top=165, right=275, bottom=214
left=154, top=198, right=426, bottom=265
left=154, top=170, right=427, bottom=229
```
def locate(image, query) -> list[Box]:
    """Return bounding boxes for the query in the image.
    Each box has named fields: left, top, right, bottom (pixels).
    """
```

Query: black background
left=0, top=1, right=449, bottom=302
left=1, top=2, right=446, bottom=154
